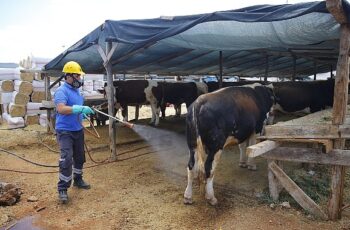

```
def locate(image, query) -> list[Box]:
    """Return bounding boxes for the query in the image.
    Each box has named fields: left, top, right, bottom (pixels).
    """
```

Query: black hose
left=0, top=147, right=58, bottom=168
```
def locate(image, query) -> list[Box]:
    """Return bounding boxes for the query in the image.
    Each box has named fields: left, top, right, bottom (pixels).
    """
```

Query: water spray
left=92, top=108, right=134, bottom=129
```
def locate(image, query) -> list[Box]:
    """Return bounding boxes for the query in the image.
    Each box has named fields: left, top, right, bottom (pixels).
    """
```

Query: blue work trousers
left=56, top=130, right=86, bottom=191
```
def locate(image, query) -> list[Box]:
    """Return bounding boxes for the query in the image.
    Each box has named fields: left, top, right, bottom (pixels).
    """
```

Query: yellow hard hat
left=62, top=61, right=85, bottom=75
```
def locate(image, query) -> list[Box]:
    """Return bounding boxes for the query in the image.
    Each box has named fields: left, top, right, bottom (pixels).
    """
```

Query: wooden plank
left=268, top=160, right=283, bottom=201
left=256, top=138, right=333, bottom=153
left=269, top=162, right=328, bottom=220
left=262, top=124, right=350, bottom=139
left=263, top=147, right=350, bottom=166
left=264, top=124, right=340, bottom=139
left=246, top=140, right=280, bottom=158
left=280, top=139, right=333, bottom=153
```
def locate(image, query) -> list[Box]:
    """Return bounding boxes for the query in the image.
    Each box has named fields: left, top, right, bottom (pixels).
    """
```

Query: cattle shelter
left=43, top=0, right=350, bottom=220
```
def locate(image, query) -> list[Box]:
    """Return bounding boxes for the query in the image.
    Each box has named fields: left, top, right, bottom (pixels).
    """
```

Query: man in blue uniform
left=54, top=61, right=94, bottom=204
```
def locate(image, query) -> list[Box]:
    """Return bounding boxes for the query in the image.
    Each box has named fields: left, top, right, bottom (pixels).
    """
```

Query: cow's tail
left=192, top=103, right=206, bottom=191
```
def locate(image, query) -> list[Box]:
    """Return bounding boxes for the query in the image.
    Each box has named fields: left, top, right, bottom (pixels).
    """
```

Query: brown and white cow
left=183, top=83, right=275, bottom=205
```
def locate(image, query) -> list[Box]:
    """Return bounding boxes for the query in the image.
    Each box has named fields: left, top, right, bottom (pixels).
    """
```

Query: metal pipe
left=92, top=108, right=134, bottom=129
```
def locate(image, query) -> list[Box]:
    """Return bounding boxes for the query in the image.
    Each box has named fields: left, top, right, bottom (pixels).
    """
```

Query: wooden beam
left=257, top=138, right=333, bottom=153
left=219, top=51, right=223, bottom=88
left=314, top=61, right=317, bottom=80
left=269, top=162, right=328, bottom=220
left=263, top=147, right=350, bottom=166
left=105, top=41, right=117, bottom=160
left=264, top=55, right=269, bottom=82
left=264, top=124, right=341, bottom=139
left=326, top=0, right=348, bottom=24
left=332, top=26, right=350, bottom=125
left=292, top=55, right=296, bottom=81
left=327, top=0, right=350, bottom=220
left=246, top=140, right=280, bottom=158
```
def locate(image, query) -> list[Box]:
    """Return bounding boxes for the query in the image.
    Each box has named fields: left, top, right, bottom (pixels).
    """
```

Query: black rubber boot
left=73, top=178, right=91, bottom=189
left=58, top=190, right=68, bottom=204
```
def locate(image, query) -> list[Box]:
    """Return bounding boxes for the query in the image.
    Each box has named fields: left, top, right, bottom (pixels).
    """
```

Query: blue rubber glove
left=72, top=105, right=95, bottom=116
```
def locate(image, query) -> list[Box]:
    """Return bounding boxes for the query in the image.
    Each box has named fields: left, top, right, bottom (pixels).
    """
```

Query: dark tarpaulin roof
left=44, top=1, right=350, bottom=78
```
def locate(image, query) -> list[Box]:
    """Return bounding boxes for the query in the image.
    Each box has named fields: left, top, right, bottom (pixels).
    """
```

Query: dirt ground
left=1, top=105, right=350, bottom=229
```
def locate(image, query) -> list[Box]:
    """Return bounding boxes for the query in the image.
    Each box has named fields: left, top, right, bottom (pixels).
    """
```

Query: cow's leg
left=89, top=115, right=95, bottom=127
left=161, top=103, right=166, bottom=119
left=175, top=104, right=181, bottom=117
left=135, top=105, right=139, bottom=121
left=149, top=102, right=156, bottom=124
left=205, top=150, right=222, bottom=205
left=149, top=101, right=160, bottom=126
left=155, top=106, right=160, bottom=125
left=238, top=140, right=248, bottom=168
left=184, top=149, right=197, bottom=204
left=247, top=134, right=257, bottom=171
left=122, top=105, right=128, bottom=122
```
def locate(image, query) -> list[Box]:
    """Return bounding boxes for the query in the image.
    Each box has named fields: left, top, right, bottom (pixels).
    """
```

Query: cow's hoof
left=247, top=165, right=257, bottom=171
left=207, top=197, right=217, bottom=206
left=239, top=162, right=247, bottom=168
left=183, top=197, right=193, bottom=205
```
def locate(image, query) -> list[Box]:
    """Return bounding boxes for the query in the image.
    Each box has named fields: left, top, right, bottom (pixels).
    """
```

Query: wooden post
left=268, top=160, right=283, bottom=201
left=328, top=24, right=350, bottom=220
left=327, top=0, right=350, bottom=220
left=264, top=55, right=269, bottom=82
left=219, top=51, right=223, bottom=88
left=44, top=73, right=54, bottom=133
left=106, top=41, right=117, bottom=160
left=314, top=61, right=317, bottom=80
left=292, top=55, right=296, bottom=81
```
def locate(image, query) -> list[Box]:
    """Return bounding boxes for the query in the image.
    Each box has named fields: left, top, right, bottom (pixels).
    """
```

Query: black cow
left=153, top=82, right=207, bottom=119
left=105, top=80, right=207, bottom=125
left=183, top=83, right=275, bottom=205
left=91, top=102, right=109, bottom=126
left=111, top=80, right=152, bottom=122
left=99, top=80, right=159, bottom=123
left=272, top=79, right=334, bottom=114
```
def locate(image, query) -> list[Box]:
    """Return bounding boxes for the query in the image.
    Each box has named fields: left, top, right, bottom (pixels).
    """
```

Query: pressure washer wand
left=92, top=108, right=134, bottom=129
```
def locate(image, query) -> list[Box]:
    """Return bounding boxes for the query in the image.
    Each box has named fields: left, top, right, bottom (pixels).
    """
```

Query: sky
left=0, top=0, right=310, bottom=63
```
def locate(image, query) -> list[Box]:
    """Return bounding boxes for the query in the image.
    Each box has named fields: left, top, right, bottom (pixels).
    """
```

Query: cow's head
left=98, top=82, right=118, bottom=100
